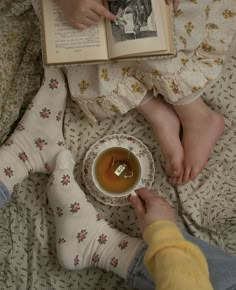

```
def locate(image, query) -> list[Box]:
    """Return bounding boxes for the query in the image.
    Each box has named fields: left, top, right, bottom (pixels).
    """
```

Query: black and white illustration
left=108, top=0, right=157, bottom=42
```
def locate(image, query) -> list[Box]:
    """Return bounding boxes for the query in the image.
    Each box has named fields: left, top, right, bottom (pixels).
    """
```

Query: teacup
left=92, top=147, right=143, bottom=199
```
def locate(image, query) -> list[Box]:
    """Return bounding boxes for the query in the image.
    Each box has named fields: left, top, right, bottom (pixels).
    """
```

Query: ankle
left=174, top=98, right=217, bottom=126
left=138, top=96, right=170, bottom=124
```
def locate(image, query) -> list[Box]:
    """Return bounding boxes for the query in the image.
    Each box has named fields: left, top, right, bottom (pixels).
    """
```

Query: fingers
left=164, top=0, right=180, bottom=12
left=129, top=195, right=145, bottom=218
left=135, top=188, right=159, bottom=205
left=93, top=2, right=116, bottom=22
left=165, top=0, right=171, bottom=5
left=76, top=17, right=98, bottom=28
left=71, top=22, right=89, bottom=30
left=86, top=10, right=101, bottom=22
left=173, top=0, right=180, bottom=12
left=68, top=1, right=116, bottom=30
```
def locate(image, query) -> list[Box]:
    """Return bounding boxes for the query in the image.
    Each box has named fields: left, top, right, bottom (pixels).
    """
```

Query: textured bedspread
left=0, top=1, right=236, bottom=289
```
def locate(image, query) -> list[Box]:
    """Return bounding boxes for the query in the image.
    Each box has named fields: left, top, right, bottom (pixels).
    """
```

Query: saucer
left=82, top=134, right=155, bottom=206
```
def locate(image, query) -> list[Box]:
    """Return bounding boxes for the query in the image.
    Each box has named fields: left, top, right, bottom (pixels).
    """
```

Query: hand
left=129, top=188, right=176, bottom=233
left=56, top=0, right=116, bottom=30
left=165, top=0, right=180, bottom=13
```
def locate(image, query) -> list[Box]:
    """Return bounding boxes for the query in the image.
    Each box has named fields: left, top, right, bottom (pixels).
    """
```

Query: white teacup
left=92, top=147, right=144, bottom=199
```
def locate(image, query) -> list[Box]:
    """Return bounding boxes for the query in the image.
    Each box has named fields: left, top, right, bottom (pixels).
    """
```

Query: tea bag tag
left=114, top=163, right=127, bottom=177
left=111, top=157, right=134, bottom=179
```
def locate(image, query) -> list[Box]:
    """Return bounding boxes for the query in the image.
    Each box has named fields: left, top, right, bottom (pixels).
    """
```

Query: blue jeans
left=0, top=182, right=11, bottom=208
left=127, top=233, right=236, bottom=290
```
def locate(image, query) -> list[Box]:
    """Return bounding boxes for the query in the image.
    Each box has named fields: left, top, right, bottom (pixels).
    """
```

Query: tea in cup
left=92, top=147, right=142, bottom=197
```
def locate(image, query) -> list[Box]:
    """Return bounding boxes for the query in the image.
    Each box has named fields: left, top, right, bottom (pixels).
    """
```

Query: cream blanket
left=0, top=1, right=235, bottom=289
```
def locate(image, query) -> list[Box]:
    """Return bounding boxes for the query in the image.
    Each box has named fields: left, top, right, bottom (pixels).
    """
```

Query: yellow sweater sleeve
left=143, top=221, right=213, bottom=290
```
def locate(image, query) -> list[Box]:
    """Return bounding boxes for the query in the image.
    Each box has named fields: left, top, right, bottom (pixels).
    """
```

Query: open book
left=40, top=0, right=176, bottom=66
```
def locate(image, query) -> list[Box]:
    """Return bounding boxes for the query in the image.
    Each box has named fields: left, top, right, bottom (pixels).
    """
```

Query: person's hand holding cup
left=129, top=188, right=176, bottom=233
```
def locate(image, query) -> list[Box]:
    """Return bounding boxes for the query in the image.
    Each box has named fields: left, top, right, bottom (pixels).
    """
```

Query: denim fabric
left=184, top=232, right=236, bottom=290
left=0, top=182, right=11, bottom=208
left=127, top=244, right=155, bottom=290
left=127, top=232, right=236, bottom=290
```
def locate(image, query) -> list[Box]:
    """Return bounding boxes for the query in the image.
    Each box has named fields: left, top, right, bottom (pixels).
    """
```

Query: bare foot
left=138, top=96, right=184, bottom=177
left=174, top=98, right=225, bottom=184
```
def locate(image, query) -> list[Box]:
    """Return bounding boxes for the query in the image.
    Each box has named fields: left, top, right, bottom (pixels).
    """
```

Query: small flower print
left=100, top=68, right=110, bottom=81
left=222, top=9, right=236, bottom=19
left=27, top=102, right=34, bottom=110
left=70, top=202, right=80, bottom=213
left=201, top=41, right=216, bottom=53
left=34, top=138, right=47, bottom=150
left=57, top=207, right=63, bottom=217
left=12, top=183, right=19, bottom=193
left=40, top=107, right=51, bottom=119
left=74, top=255, right=79, bottom=266
left=92, top=253, right=100, bottom=266
left=151, top=69, right=161, bottom=77
left=109, top=223, right=115, bottom=229
left=205, top=5, right=210, bottom=18
left=61, top=174, right=70, bottom=186
left=16, top=124, right=25, bottom=132
left=77, top=229, right=87, bottom=243
left=179, top=35, right=187, bottom=49
left=191, top=86, right=202, bottom=93
left=28, top=168, right=34, bottom=174
left=44, top=162, right=50, bottom=172
left=131, top=82, right=144, bottom=94
left=79, top=80, right=89, bottom=94
left=110, top=257, right=118, bottom=268
left=18, top=152, right=28, bottom=162
left=49, top=207, right=54, bottom=217
left=49, top=78, right=59, bottom=89
left=119, top=240, right=128, bottom=250
left=127, top=136, right=135, bottom=142
left=85, top=197, right=91, bottom=204
left=57, top=141, right=65, bottom=147
left=4, top=139, right=13, bottom=147
left=56, top=111, right=63, bottom=121
left=98, top=234, right=107, bottom=245
left=48, top=174, right=55, bottom=186
left=214, top=58, right=224, bottom=65
left=109, top=104, right=120, bottom=113
left=184, top=21, right=194, bottom=36
left=4, top=167, right=13, bottom=178
left=181, top=58, right=189, bottom=65
left=96, top=214, right=102, bottom=221
left=206, top=23, right=219, bottom=30
left=122, top=66, right=131, bottom=76
left=58, top=237, right=66, bottom=244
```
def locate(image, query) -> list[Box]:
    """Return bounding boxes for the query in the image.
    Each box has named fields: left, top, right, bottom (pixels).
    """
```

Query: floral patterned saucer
left=82, top=134, right=155, bottom=206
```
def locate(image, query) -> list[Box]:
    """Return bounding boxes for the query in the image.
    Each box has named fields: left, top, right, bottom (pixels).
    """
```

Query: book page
left=41, top=0, right=108, bottom=65
left=106, top=0, right=169, bottom=58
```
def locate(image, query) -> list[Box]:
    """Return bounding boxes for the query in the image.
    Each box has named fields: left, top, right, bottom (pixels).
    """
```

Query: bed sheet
left=0, top=1, right=236, bottom=289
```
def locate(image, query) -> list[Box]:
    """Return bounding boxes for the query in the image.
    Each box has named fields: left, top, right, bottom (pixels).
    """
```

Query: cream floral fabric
left=62, top=0, right=236, bottom=122
left=0, top=0, right=43, bottom=142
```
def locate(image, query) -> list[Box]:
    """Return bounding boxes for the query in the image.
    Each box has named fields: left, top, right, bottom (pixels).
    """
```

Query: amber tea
left=94, top=147, right=141, bottom=194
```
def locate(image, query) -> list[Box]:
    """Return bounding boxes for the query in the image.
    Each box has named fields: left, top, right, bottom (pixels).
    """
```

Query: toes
left=165, top=159, right=183, bottom=178
left=182, top=166, right=191, bottom=184
left=168, top=176, right=177, bottom=184
left=176, top=170, right=184, bottom=185
left=168, top=168, right=183, bottom=185
left=189, top=167, right=201, bottom=181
